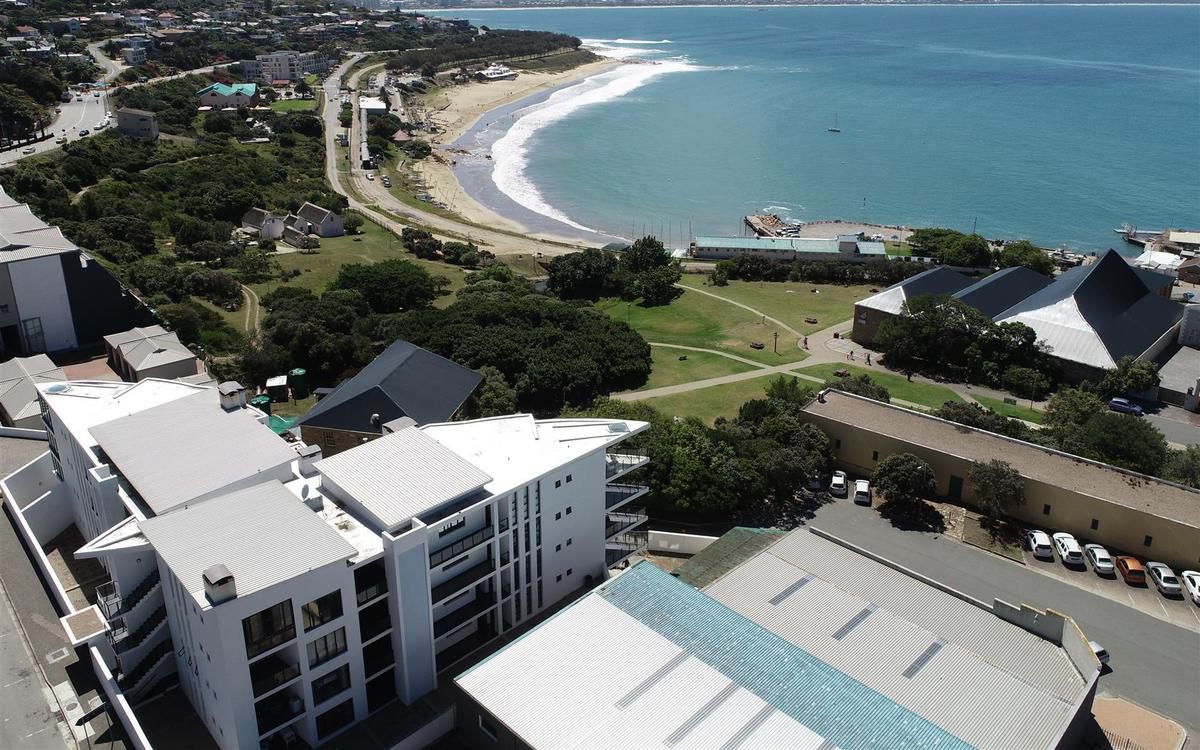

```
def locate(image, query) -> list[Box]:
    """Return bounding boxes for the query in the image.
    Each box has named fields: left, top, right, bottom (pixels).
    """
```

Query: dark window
left=324, top=433, right=336, bottom=449
left=566, top=538, right=572, bottom=547
left=565, top=506, right=572, bottom=516
left=363, top=635, right=394, bottom=676
left=834, top=439, right=841, bottom=450
left=566, top=568, right=573, bottom=576
left=442, top=555, right=470, bottom=572
left=366, top=669, right=397, bottom=713
left=439, top=517, right=466, bottom=537
left=872, top=451, right=879, bottom=461
left=555, top=512, right=561, bottom=521
left=315, top=698, right=355, bottom=739
left=565, top=474, right=572, bottom=483
left=307, top=627, right=347, bottom=668
left=555, top=544, right=561, bottom=552
left=1042, top=504, right=1051, bottom=515
left=311, top=664, right=351, bottom=706
left=1144, top=535, right=1153, bottom=547
left=556, top=574, right=562, bottom=582
left=479, top=715, right=499, bottom=742
left=554, top=480, right=561, bottom=488
left=1090, top=519, right=1099, bottom=530
left=302, top=591, right=343, bottom=631
left=243, top=600, right=295, bottom=659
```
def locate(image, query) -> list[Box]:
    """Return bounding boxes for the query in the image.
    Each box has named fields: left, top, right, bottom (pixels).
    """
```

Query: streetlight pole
left=773, top=330, right=778, bottom=354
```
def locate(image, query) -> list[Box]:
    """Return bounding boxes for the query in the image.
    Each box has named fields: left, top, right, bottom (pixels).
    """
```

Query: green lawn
left=250, top=218, right=470, bottom=309
left=885, top=240, right=912, bottom=256
left=596, top=291, right=809, bottom=366
left=794, top=363, right=964, bottom=409
left=677, top=276, right=875, bottom=335
left=642, top=373, right=807, bottom=424
left=974, top=395, right=1045, bottom=424
left=270, top=98, right=315, bottom=112
left=638, top=347, right=757, bottom=391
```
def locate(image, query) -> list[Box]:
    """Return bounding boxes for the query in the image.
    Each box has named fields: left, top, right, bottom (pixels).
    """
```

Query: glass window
left=311, top=664, right=351, bottom=706
left=242, top=600, right=295, bottom=659
left=479, top=715, right=499, bottom=742
left=439, top=517, right=465, bottom=537
left=315, top=698, right=355, bottom=739
left=307, top=627, right=347, bottom=669
left=302, top=591, right=343, bottom=631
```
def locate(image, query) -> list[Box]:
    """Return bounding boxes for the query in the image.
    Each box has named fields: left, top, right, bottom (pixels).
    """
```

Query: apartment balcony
left=605, top=450, right=649, bottom=480
left=245, top=624, right=297, bottom=661
left=606, top=530, right=649, bottom=568
left=605, top=508, right=648, bottom=541
left=354, top=561, right=388, bottom=608
left=433, top=593, right=496, bottom=639
left=251, top=653, right=301, bottom=699
left=430, top=559, right=494, bottom=605
left=429, top=524, right=495, bottom=568
left=256, top=688, right=306, bottom=737
left=358, top=600, right=392, bottom=643
left=98, top=569, right=161, bottom=621
left=435, top=622, right=498, bottom=674
left=606, top=483, right=649, bottom=512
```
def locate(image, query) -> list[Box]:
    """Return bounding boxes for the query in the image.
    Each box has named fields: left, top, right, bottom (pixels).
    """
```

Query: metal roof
left=140, top=480, right=356, bottom=608
left=314, top=425, right=491, bottom=532
left=951, top=266, right=1054, bottom=318
left=704, top=530, right=1085, bottom=750
left=0, top=187, right=81, bottom=264
left=0, top=354, right=65, bottom=423
left=103, top=325, right=194, bottom=372
left=89, top=390, right=297, bottom=515
left=673, top=527, right=786, bottom=590
left=855, top=266, right=973, bottom=314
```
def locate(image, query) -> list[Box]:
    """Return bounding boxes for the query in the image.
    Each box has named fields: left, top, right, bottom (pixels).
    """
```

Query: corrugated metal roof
left=0, top=188, right=81, bottom=264
left=673, top=527, right=786, bottom=589
left=855, top=266, right=973, bottom=314
left=89, top=390, right=298, bottom=515
left=952, top=266, right=1054, bottom=318
left=0, top=354, right=64, bottom=422
left=694, top=236, right=840, bottom=254
left=140, top=480, right=355, bottom=606
left=314, top=426, right=491, bottom=531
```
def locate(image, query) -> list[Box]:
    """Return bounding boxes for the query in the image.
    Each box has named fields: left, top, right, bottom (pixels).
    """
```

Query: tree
left=157, top=302, right=203, bottom=346
left=826, top=373, right=890, bottom=403
left=969, top=460, right=1025, bottom=519
left=1096, top=356, right=1160, bottom=399
left=547, top=248, right=618, bottom=301
left=330, top=259, right=436, bottom=313
left=343, top=214, right=364, bottom=235
left=1002, top=365, right=1050, bottom=401
left=1043, top=387, right=1104, bottom=454
left=998, top=240, right=1055, bottom=275
left=463, top=366, right=517, bottom=419
left=1162, top=445, right=1200, bottom=489
left=620, top=236, right=672, bottom=273
left=294, top=79, right=312, bottom=98
left=872, top=453, right=936, bottom=514
left=935, top=401, right=1031, bottom=440
left=1082, top=412, right=1168, bottom=476
left=942, top=233, right=992, bottom=267
left=634, top=264, right=683, bottom=307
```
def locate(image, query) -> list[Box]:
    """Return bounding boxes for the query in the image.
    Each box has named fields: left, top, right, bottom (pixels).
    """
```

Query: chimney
left=203, top=564, right=236, bottom=605
left=217, top=381, right=247, bottom=411
left=296, top=443, right=322, bottom=476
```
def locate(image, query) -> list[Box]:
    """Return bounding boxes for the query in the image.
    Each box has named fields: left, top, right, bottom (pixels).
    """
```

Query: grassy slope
left=638, top=348, right=757, bottom=392
left=642, top=373, right=809, bottom=425
left=270, top=98, right=316, bottom=112
left=795, top=363, right=964, bottom=409
left=974, top=395, right=1045, bottom=424
left=676, top=276, right=875, bottom=335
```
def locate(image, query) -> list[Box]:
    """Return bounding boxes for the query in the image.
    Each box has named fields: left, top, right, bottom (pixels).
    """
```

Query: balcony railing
left=605, top=484, right=649, bottom=511
left=605, top=508, right=648, bottom=540
left=251, top=654, right=301, bottom=698
left=605, top=451, right=648, bottom=479
left=434, top=593, right=496, bottom=638
left=114, top=605, right=166, bottom=654
left=429, top=525, right=495, bottom=568
left=606, top=530, right=648, bottom=567
left=431, top=559, right=494, bottom=604
left=355, top=578, right=387, bottom=607
left=118, top=639, right=172, bottom=692
left=99, top=569, right=162, bottom=621
left=256, top=690, right=305, bottom=736
left=498, top=516, right=510, bottom=533
left=246, top=624, right=296, bottom=661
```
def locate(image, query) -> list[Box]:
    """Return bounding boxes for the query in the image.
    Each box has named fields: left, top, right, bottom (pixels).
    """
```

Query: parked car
left=829, top=470, right=847, bottom=498
left=365, top=172, right=374, bottom=181
left=1026, top=530, right=1054, bottom=560
left=1182, top=570, right=1200, bottom=606
left=1107, top=397, right=1143, bottom=416
left=1083, top=544, right=1115, bottom=576
left=806, top=473, right=823, bottom=492
left=21, top=146, right=35, bottom=154
left=1052, top=532, right=1084, bottom=567
left=1089, top=641, right=1109, bottom=665
left=55, top=137, right=68, bottom=144
left=1146, top=562, right=1183, bottom=597
left=1115, top=556, right=1146, bottom=586
left=852, top=479, right=871, bottom=506
left=78, top=129, right=88, bottom=136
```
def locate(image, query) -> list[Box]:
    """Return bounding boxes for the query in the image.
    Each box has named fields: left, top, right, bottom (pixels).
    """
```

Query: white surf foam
left=491, top=62, right=699, bottom=233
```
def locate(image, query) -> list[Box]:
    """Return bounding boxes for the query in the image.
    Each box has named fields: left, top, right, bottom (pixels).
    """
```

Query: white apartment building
left=241, top=50, right=329, bottom=83
left=2, top=381, right=649, bottom=750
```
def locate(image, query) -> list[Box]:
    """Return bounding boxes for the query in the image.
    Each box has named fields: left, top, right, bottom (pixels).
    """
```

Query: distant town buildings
left=239, top=50, right=330, bottom=83
left=115, top=108, right=159, bottom=140
left=196, top=82, right=260, bottom=108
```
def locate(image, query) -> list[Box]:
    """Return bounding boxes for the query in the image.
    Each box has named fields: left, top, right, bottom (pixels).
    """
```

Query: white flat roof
left=38, top=379, right=206, bottom=455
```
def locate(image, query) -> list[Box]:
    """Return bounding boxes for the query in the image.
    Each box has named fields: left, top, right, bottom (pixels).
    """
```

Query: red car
left=1115, top=556, right=1146, bottom=586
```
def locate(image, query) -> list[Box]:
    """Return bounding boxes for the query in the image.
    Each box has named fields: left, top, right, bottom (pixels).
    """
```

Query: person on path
left=803, top=336, right=808, bottom=349
left=849, top=350, right=855, bottom=361
left=866, top=353, right=872, bottom=365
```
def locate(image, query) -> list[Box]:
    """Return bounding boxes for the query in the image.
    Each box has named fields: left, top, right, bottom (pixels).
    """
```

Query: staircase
left=118, top=639, right=173, bottom=696
left=114, top=570, right=161, bottom=618
left=115, top=605, right=167, bottom=655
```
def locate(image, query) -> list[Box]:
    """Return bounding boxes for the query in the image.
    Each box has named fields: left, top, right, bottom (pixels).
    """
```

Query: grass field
left=885, top=240, right=912, bottom=256
left=677, top=276, right=875, bottom=335
left=638, top=348, right=757, bottom=391
left=596, top=291, right=809, bottom=366
left=270, top=98, right=316, bottom=112
left=795, top=363, right=964, bottom=409
left=974, top=395, right=1044, bottom=424
left=642, top=373, right=807, bottom=424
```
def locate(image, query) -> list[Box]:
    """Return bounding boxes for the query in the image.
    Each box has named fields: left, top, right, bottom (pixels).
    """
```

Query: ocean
left=436, top=5, right=1200, bottom=253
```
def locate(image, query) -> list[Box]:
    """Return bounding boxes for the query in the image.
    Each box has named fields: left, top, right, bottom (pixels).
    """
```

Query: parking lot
left=1022, top=548, right=1200, bottom=632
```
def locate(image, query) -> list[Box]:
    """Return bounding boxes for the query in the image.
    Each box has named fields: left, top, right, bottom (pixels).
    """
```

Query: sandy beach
left=411, top=59, right=621, bottom=240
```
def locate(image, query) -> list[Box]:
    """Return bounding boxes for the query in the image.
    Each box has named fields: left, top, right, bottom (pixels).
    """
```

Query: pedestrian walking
left=849, top=350, right=855, bottom=361
left=803, top=336, right=809, bottom=349
left=866, top=353, right=872, bottom=365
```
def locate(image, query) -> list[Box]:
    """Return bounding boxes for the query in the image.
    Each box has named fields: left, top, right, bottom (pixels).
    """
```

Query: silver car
left=1083, top=544, right=1115, bottom=576
left=1146, top=562, right=1183, bottom=597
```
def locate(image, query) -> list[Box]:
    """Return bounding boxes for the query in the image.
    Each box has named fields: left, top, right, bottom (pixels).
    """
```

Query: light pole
left=773, top=330, right=778, bottom=354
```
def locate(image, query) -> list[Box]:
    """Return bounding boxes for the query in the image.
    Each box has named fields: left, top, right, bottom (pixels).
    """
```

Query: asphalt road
left=0, top=92, right=112, bottom=167
left=807, top=499, right=1200, bottom=737
left=0, top=580, right=68, bottom=750
left=1147, top=410, right=1200, bottom=447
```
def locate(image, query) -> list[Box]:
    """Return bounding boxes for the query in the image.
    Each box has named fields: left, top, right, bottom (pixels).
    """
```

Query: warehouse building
left=455, top=528, right=1099, bottom=750
left=689, top=234, right=887, bottom=262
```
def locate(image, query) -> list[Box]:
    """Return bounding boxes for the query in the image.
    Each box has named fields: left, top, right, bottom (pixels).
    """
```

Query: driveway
left=805, top=499, right=1200, bottom=738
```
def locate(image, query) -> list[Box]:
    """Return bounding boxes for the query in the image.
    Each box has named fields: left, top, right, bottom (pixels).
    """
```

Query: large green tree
left=1096, top=356, right=1160, bottom=399
left=872, top=453, right=937, bottom=514
left=997, top=240, right=1055, bottom=275
left=331, top=259, right=436, bottom=314
left=546, top=248, right=618, bottom=301
left=969, top=459, right=1025, bottom=519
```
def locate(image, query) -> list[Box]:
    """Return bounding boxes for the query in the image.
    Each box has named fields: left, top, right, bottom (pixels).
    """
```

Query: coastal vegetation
left=711, top=253, right=928, bottom=287
left=908, top=228, right=1055, bottom=274
left=795, top=363, right=963, bottom=409
left=385, top=30, right=583, bottom=73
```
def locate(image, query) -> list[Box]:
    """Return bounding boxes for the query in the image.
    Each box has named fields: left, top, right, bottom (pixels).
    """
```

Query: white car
left=1146, top=562, right=1183, bottom=597
left=829, top=470, right=847, bottom=498
left=365, top=172, right=375, bottom=181
left=1026, top=530, right=1054, bottom=560
left=1083, top=544, right=1115, bottom=576
left=21, top=146, right=35, bottom=154
left=94, top=121, right=106, bottom=130
left=1052, top=532, right=1084, bottom=567
left=1089, top=641, right=1109, bottom=665
left=1182, top=570, right=1200, bottom=606
left=852, top=479, right=871, bottom=506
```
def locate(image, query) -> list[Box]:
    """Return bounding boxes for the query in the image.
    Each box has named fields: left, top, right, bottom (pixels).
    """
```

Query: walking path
left=680, top=284, right=803, bottom=341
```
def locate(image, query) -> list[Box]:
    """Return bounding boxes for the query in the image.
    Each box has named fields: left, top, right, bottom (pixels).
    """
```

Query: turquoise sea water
left=436, top=6, right=1200, bottom=252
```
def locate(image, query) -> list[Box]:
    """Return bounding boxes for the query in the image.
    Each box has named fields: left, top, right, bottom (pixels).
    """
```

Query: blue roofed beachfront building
left=690, top=235, right=888, bottom=262
left=197, top=82, right=260, bottom=108
left=454, top=528, right=1100, bottom=750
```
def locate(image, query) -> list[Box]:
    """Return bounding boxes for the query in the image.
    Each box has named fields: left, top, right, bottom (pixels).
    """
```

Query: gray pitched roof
left=297, top=339, right=482, bottom=431
left=140, top=480, right=356, bottom=606
left=90, top=390, right=297, bottom=515
left=314, top=426, right=491, bottom=531
left=240, top=207, right=271, bottom=228
left=0, top=187, right=80, bottom=264
left=896, top=265, right=974, bottom=297
left=952, top=266, right=1054, bottom=318
left=296, top=201, right=333, bottom=226
left=0, top=354, right=65, bottom=423
left=103, top=325, right=194, bottom=371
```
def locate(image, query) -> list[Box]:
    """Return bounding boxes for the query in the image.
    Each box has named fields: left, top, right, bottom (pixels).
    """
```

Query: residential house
left=115, top=108, right=158, bottom=140
left=240, top=207, right=285, bottom=240
left=102, top=325, right=200, bottom=382
left=197, top=82, right=259, bottom=108
left=120, top=46, right=147, bottom=65
left=296, top=340, right=482, bottom=455
left=0, top=353, right=65, bottom=428
left=281, top=202, right=343, bottom=248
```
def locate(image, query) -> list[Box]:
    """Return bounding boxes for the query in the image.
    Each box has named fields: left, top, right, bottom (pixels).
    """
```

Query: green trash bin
left=288, top=368, right=309, bottom=400
left=249, top=394, right=272, bottom=415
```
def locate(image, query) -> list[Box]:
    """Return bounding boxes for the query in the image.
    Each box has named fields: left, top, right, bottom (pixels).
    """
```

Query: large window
left=311, top=664, right=351, bottom=706
left=316, top=699, right=355, bottom=739
left=302, top=591, right=343, bottom=631
left=307, top=627, right=347, bottom=669
left=243, top=600, right=295, bottom=659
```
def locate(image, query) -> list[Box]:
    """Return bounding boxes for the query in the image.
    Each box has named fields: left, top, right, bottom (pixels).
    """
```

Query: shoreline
left=414, top=59, right=622, bottom=244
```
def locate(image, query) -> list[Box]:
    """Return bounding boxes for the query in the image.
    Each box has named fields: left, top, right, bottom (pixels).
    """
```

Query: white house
left=240, top=207, right=285, bottom=241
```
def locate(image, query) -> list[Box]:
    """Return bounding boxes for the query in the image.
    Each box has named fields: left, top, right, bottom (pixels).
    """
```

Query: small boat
left=827, top=113, right=841, bottom=133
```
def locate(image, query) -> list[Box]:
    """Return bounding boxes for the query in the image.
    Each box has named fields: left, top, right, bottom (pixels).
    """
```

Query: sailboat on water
left=828, top=113, right=841, bottom=133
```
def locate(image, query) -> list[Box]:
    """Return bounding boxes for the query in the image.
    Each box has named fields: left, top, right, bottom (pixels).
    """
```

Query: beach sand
left=410, top=59, right=620, bottom=239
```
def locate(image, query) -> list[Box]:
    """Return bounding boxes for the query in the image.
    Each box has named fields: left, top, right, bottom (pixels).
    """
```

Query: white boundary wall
left=647, top=530, right=718, bottom=556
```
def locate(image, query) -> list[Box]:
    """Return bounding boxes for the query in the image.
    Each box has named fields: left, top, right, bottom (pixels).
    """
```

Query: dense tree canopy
left=330, top=259, right=436, bottom=313
left=1096, top=356, right=1160, bottom=399
left=997, top=240, right=1056, bottom=275
left=872, top=453, right=937, bottom=514
left=969, top=460, right=1025, bottom=519
left=547, top=237, right=681, bottom=307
